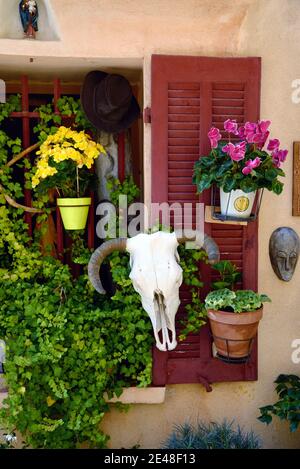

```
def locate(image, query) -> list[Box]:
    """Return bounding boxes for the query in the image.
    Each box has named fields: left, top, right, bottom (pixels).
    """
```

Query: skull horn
left=175, top=229, right=220, bottom=264
left=88, top=238, right=127, bottom=294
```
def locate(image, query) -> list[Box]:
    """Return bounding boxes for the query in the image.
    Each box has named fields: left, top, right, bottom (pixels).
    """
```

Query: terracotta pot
left=207, top=307, right=263, bottom=359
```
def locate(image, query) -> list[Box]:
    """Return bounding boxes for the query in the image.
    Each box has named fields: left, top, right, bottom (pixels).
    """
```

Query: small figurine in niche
left=19, top=0, right=39, bottom=39
left=269, top=227, right=300, bottom=281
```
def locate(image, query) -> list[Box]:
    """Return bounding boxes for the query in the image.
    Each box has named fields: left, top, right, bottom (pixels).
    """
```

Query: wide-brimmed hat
left=80, top=71, right=140, bottom=133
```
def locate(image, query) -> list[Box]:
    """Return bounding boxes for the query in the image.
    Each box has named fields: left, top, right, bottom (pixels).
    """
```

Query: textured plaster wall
left=0, top=0, right=300, bottom=449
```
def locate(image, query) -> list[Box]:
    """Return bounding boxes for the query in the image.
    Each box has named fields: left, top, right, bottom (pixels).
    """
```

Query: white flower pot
left=220, top=188, right=256, bottom=218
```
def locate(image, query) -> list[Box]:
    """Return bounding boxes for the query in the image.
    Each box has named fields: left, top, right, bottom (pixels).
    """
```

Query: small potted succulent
left=205, top=288, right=271, bottom=361
left=193, top=119, right=287, bottom=219
left=32, top=126, right=106, bottom=230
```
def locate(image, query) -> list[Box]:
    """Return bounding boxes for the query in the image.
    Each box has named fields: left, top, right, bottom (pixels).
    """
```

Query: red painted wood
left=52, top=78, right=65, bottom=261
left=21, top=75, right=33, bottom=236
left=151, top=55, right=261, bottom=387
left=10, top=111, right=40, bottom=118
left=118, top=132, right=126, bottom=183
left=53, top=78, right=61, bottom=114
left=88, top=191, right=95, bottom=250
left=131, top=86, right=143, bottom=190
left=56, top=206, right=64, bottom=261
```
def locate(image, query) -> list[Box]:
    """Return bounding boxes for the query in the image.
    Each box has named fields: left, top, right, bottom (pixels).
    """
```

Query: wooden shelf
left=205, top=206, right=248, bottom=226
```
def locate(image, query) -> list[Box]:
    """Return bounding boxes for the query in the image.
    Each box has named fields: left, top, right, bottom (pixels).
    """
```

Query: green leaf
left=272, top=180, right=284, bottom=195
left=258, top=414, right=272, bottom=425
left=240, top=178, right=257, bottom=193
left=265, top=168, right=278, bottom=181
left=222, top=177, right=236, bottom=192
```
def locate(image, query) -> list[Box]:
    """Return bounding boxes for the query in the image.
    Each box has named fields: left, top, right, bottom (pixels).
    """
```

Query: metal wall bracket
left=197, top=374, right=213, bottom=392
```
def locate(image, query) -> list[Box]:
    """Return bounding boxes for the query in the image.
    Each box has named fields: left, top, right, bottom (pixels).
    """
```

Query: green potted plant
left=32, top=126, right=106, bottom=230
left=205, top=288, right=271, bottom=361
left=193, top=119, right=287, bottom=218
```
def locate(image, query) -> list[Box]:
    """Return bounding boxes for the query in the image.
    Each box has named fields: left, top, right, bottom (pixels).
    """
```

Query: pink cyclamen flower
left=272, top=149, right=288, bottom=168
left=208, top=127, right=222, bottom=148
left=224, top=119, right=238, bottom=135
left=258, top=121, right=271, bottom=134
left=258, top=120, right=271, bottom=133
left=237, top=126, right=245, bottom=138
left=267, top=138, right=280, bottom=151
left=222, top=141, right=246, bottom=162
left=253, top=130, right=270, bottom=149
left=244, top=122, right=258, bottom=143
left=242, top=157, right=262, bottom=175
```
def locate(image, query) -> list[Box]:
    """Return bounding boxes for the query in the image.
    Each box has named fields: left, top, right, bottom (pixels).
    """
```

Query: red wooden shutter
left=151, top=55, right=261, bottom=388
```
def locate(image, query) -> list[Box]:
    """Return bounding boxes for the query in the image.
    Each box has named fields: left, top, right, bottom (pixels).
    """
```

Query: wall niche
left=0, top=0, right=60, bottom=41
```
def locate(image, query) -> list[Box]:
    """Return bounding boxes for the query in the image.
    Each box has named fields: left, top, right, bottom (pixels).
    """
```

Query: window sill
left=105, top=387, right=166, bottom=404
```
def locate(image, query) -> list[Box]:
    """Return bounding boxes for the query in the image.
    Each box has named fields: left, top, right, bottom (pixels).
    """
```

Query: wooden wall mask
left=269, top=227, right=300, bottom=281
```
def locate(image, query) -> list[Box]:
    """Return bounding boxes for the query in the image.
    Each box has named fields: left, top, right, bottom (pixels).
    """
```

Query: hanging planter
left=208, top=307, right=263, bottom=362
left=220, top=188, right=256, bottom=218
left=210, top=185, right=264, bottom=222
left=31, top=126, right=106, bottom=231
left=193, top=119, right=288, bottom=223
left=57, top=197, right=91, bottom=230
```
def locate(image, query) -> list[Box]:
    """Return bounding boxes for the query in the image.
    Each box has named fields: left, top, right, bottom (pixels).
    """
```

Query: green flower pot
left=57, top=197, right=91, bottom=230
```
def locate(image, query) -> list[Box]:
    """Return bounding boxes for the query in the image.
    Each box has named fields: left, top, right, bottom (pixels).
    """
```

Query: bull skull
left=88, top=230, right=219, bottom=351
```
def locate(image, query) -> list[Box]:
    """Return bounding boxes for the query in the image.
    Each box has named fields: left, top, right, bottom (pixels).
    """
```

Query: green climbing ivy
left=33, top=96, right=94, bottom=143
left=0, top=95, right=209, bottom=448
left=0, top=96, right=152, bottom=448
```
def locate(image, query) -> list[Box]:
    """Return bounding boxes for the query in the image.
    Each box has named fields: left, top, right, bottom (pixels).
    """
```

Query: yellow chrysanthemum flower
left=32, top=126, right=106, bottom=188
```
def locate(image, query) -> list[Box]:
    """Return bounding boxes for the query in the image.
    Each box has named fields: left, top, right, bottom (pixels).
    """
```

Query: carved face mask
left=269, top=227, right=300, bottom=281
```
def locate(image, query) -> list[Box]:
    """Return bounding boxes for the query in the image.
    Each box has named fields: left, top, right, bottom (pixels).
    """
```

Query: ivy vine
left=0, top=95, right=208, bottom=448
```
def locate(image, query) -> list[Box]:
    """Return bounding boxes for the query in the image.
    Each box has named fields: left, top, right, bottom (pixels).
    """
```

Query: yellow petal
left=46, top=396, right=56, bottom=407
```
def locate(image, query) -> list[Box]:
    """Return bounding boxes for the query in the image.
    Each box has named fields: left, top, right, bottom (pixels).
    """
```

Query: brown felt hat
left=80, top=71, right=140, bottom=133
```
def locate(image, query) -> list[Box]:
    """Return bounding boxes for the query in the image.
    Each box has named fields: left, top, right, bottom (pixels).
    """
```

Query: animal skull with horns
left=88, top=230, right=219, bottom=351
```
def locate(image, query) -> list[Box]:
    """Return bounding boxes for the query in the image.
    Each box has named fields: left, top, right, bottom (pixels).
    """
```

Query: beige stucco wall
left=0, top=0, right=300, bottom=449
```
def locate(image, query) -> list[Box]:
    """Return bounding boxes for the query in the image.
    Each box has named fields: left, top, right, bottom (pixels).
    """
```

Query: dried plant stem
left=0, top=184, right=43, bottom=213
left=6, top=142, right=41, bottom=168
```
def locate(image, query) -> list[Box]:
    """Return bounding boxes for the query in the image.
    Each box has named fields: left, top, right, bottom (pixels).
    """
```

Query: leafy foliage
left=162, top=419, right=261, bottom=449
left=0, top=95, right=23, bottom=206
left=0, top=96, right=210, bottom=448
left=33, top=96, right=94, bottom=142
left=0, top=194, right=154, bottom=447
left=193, top=142, right=285, bottom=195
left=258, top=374, right=300, bottom=432
left=178, top=247, right=207, bottom=341
left=0, top=94, right=22, bottom=123
left=106, top=175, right=140, bottom=206
left=211, top=260, right=242, bottom=290
left=205, top=288, right=271, bottom=313
left=0, top=99, right=153, bottom=448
